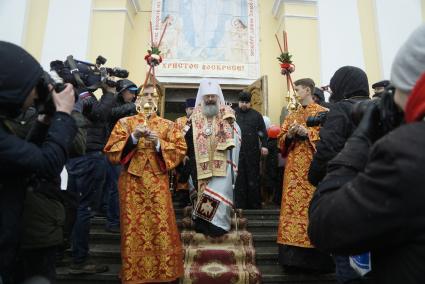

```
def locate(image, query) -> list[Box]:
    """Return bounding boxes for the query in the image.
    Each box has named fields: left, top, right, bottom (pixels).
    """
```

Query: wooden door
left=242, top=75, right=268, bottom=115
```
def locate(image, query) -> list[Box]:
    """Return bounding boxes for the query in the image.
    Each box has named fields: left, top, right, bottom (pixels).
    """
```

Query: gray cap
left=391, top=24, right=425, bottom=94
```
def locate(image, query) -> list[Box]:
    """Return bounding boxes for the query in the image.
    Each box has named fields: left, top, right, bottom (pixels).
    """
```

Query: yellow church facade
left=2, top=0, right=425, bottom=123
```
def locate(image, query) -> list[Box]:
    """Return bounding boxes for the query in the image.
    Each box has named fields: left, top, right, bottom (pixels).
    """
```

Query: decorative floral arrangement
left=144, top=46, right=163, bottom=66
left=277, top=52, right=295, bottom=75
left=275, top=31, right=300, bottom=112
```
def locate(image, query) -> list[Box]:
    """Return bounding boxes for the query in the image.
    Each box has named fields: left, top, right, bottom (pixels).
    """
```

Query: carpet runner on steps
left=180, top=207, right=261, bottom=284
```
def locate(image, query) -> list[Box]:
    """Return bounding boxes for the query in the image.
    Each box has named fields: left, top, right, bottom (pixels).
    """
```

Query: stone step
left=91, top=217, right=279, bottom=233
left=90, top=228, right=278, bottom=247
left=81, top=243, right=279, bottom=266
left=176, top=207, right=281, bottom=220
left=175, top=208, right=281, bottom=220
left=242, top=209, right=281, bottom=220
left=258, top=264, right=337, bottom=284
left=57, top=264, right=121, bottom=284
left=57, top=263, right=336, bottom=284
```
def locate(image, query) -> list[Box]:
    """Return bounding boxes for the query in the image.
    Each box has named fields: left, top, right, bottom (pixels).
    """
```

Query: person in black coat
left=308, top=24, right=425, bottom=284
left=234, top=91, right=268, bottom=209
left=0, top=41, right=76, bottom=284
left=308, top=66, right=371, bottom=283
left=66, top=83, right=115, bottom=273
left=308, top=66, right=370, bottom=187
left=262, top=125, right=281, bottom=206
left=109, top=79, right=138, bottom=131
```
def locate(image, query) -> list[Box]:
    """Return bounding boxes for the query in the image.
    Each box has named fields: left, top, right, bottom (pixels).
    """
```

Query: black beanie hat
left=0, top=41, right=43, bottom=117
left=239, top=91, right=251, bottom=102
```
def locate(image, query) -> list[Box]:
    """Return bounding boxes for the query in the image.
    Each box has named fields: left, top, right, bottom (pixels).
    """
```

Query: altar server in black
left=235, top=91, right=268, bottom=209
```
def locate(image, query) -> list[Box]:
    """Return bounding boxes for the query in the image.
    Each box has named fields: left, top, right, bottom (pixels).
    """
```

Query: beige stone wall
left=23, top=0, right=50, bottom=59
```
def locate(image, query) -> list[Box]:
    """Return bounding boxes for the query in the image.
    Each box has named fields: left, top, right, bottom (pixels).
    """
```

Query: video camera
left=351, top=86, right=404, bottom=135
left=50, top=55, right=129, bottom=91
left=306, top=111, right=328, bottom=127
left=35, top=55, right=129, bottom=115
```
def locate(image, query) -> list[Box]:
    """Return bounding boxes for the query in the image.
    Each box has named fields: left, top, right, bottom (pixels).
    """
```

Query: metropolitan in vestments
left=185, top=78, right=241, bottom=237
left=104, top=84, right=187, bottom=283
left=276, top=79, right=334, bottom=272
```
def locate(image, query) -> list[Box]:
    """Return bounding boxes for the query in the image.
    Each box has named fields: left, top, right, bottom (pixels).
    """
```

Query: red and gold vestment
left=104, top=113, right=187, bottom=283
left=277, top=103, right=326, bottom=248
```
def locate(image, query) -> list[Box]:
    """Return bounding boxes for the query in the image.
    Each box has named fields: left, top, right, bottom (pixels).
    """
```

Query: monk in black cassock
left=235, top=92, right=268, bottom=209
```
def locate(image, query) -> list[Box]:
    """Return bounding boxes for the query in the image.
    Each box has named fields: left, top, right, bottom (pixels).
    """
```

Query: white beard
left=201, top=101, right=219, bottom=117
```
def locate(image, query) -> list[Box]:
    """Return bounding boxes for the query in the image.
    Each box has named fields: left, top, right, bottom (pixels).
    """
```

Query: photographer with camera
left=0, top=41, right=76, bottom=283
left=308, top=66, right=370, bottom=187
left=66, top=82, right=115, bottom=274
left=50, top=54, right=128, bottom=274
left=308, top=66, right=370, bottom=283
left=308, top=24, right=425, bottom=283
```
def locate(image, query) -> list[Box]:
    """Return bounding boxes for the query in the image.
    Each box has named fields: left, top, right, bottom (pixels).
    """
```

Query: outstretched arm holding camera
left=83, top=83, right=115, bottom=122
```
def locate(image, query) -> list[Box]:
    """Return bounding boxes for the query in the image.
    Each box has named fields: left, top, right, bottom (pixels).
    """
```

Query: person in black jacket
left=109, top=79, right=138, bottom=130
left=66, top=82, right=115, bottom=274
left=308, top=67, right=370, bottom=283
left=104, top=79, right=138, bottom=233
left=308, top=24, right=425, bottom=284
left=308, top=66, right=370, bottom=187
left=234, top=91, right=268, bottom=209
left=0, top=41, right=76, bottom=284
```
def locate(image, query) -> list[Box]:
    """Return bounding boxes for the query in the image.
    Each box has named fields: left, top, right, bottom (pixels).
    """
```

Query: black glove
left=352, top=102, right=381, bottom=143
left=325, top=103, right=380, bottom=173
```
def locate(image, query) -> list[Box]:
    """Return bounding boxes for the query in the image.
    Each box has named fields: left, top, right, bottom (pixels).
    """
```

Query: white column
left=317, top=0, right=365, bottom=85
left=0, top=0, right=29, bottom=46
left=40, top=0, right=93, bottom=70
left=374, top=0, right=423, bottom=79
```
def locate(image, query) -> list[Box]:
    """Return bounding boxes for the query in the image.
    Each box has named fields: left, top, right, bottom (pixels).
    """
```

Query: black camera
left=306, top=111, right=328, bottom=127
left=351, top=86, right=404, bottom=135
left=50, top=55, right=129, bottom=92
left=35, top=71, right=79, bottom=115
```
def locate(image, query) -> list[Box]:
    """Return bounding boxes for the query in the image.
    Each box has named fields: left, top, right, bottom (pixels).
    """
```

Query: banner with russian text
left=151, top=0, right=259, bottom=79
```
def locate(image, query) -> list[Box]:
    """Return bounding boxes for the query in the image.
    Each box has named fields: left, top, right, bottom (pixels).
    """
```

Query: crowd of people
left=1, top=23, right=425, bottom=284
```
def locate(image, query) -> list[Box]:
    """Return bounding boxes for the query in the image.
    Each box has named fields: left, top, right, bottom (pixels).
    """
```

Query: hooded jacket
left=309, top=66, right=370, bottom=186
left=0, top=42, right=77, bottom=276
left=0, top=41, right=43, bottom=118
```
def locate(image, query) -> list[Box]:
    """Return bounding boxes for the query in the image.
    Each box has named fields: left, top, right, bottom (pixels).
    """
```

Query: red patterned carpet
left=181, top=208, right=261, bottom=284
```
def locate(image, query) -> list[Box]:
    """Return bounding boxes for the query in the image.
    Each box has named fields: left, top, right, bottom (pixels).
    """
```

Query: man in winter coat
left=308, top=66, right=370, bottom=187
left=66, top=80, right=116, bottom=274
left=308, top=24, right=425, bottom=284
left=0, top=41, right=76, bottom=284
left=308, top=67, right=371, bottom=283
